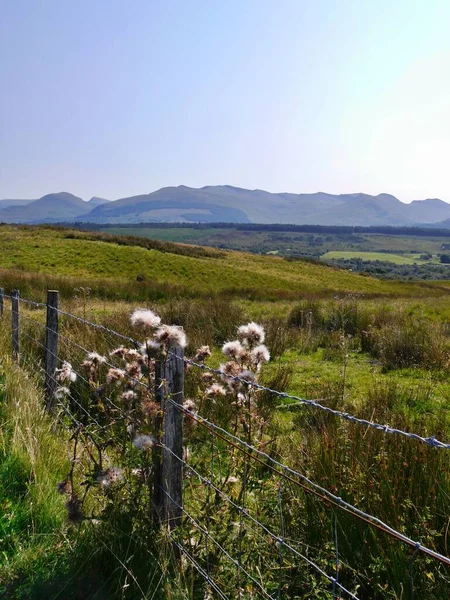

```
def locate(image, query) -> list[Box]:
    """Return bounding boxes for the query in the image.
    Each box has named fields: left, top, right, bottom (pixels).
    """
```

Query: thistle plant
left=52, top=311, right=280, bottom=597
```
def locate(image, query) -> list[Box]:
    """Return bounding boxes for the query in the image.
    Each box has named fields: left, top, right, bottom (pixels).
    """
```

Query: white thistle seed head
left=130, top=308, right=161, bottom=329
left=55, top=386, right=70, bottom=399
left=106, top=368, right=126, bottom=384
left=222, top=340, right=246, bottom=360
left=205, top=383, right=227, bottom=397
left=133, top=434, right=155, bottom=450
left=154, top=325, right=187, bottom=349
left=250, top=344, right=270, bottom=364
left=237, top=322, right=265, bottom=347
left=86, top=352, right=107, bottom=365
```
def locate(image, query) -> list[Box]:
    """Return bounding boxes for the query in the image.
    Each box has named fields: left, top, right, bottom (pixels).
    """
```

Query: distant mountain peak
left=1, top=186, right=450, bottom=227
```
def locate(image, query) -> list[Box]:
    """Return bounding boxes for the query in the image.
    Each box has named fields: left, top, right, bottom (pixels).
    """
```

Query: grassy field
left=2, top=226, right=450, bottom=599
left=96, top=225, right=450, bottom=257
left=320, top=250, right=434, bottom=264
left=2, top=225, right=449, bottom=301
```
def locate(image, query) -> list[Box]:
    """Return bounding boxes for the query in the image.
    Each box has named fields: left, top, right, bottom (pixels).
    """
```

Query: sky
left=1, top=0, right=450, bottom=203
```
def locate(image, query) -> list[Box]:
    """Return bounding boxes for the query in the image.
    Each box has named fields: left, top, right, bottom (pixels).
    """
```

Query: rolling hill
left=0, top=225, right=445, bottom=300
left=2, top=186, right=450, bottom=227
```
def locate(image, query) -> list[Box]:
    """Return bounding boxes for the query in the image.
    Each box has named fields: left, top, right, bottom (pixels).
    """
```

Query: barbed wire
left=167, top=398, right=450, bottom=568
left=159, top=487, right=278, bottom=600
left=6, top=295, right=448, bottom=450
left=169, top=537, right=230, bottom=600
left=173, top=353, right=450, bottom=450
left=161, top=443, right=361, bottom=599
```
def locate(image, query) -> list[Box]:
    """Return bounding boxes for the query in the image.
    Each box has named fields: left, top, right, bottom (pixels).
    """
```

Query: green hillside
left=0, top=225, right=448, bottom=300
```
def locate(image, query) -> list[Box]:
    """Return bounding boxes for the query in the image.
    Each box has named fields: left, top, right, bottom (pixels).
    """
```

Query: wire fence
left=1, top=288, right=450, bottom=599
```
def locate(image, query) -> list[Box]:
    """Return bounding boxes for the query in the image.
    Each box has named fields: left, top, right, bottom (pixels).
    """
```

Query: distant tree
left=440, top=254, right=450, bottom=264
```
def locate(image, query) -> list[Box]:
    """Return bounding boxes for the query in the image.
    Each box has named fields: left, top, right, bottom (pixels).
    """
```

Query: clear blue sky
left=1, top=0, right=450, bottom=202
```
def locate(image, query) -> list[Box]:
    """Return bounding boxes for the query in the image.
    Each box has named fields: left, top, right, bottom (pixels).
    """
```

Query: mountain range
left=2, top=186, right=450, bottom=228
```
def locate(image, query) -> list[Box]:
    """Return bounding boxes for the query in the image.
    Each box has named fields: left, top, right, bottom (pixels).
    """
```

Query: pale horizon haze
left=1, top=0, right=450, bottom=203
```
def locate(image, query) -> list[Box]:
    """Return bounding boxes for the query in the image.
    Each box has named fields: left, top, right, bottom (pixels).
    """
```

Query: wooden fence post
left=153, top=347, right=184, bottom=528
left=11, top=289, right=19, bottom=361
left=153, top=358, right=164, bottom=523
left=0, top=288, right=4, bottom=318
left=44, top=290, right=59, bottom=411
left=162, top=347, right=184, bottom=527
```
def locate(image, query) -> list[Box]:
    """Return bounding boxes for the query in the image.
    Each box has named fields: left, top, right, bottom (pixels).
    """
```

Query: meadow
left=319, top=251, right=436, bottom=265
left=94, top=224, right=450, bottom=259
left=1, top=225, right=450, bottom=599
left=1, top=225, right=449, bottom=301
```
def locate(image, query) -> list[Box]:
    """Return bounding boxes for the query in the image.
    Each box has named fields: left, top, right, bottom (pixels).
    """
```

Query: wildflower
left=121, top=390, right=137, bottom=401
left=97, top=466, right=124, bottom=487
left=219, top=361, right=240, bottom=380
left=183, top=398, right=197, bottom=412
left=205, top=383, right=227, bottom=397
left=140, top=339, right=162, bottom=358
left=133, top=434, right=155, bottom=450
left=110, top=346, right=127, bottom=358
left=124, top=348, right=141, bottom=361
left=125, top=361, right=142, bottom=379
left=131, top=468, right=146, bottom=479
left=56, top=361, right=77, bottom=383
left=226, top=476, right=239, bottom=484
left=154, top=325, right=187, bottom=349
left=239, top=370, right=256, bottom=384
left=201, top=372, right=215, bottom=385
left=184, top=410, right=198, bottom=429
left=222, top=340, right=246, bottom=360
left=194, top=345, right=211, bottom=362
left=131, top=308, right=161, bottom=329
left=55, top=386, right=70, bottom=399
left=86, top=352, right=107, bottom=365
left=93, top=384, right=107, bottom=399
left=106, top=368, right=126, bottom=384
left=143, top=400, right=159, bottom=418
left=65, top=493, right=83, bottom=522
left=237, top=322, right=265, bottom=346
left=250, top=344, right=270, bottom=365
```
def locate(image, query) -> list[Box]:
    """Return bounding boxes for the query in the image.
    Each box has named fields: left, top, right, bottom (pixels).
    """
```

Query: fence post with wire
left=44, top=290, right=59, bottom=411
left=153, top=347, right=185, bottom=528
left=11, top=289, right=20, bottom=361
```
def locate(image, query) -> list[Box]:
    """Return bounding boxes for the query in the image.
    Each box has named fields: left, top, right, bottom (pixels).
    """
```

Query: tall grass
left=0, top=324, right=183, bottom=599
left=2, top=294, right=450, bottom=598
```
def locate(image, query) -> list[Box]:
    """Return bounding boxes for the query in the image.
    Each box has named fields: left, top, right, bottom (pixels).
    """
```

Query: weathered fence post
left=11, top=289, right=19, bottom=361
left=0, top=288, right=4, bottom=318
left=153, top=347, right=184, bottom=528
left=153, top=358, right=164, bottom=523
left=44, top=290, right=59, bottom=411
left=162, top=347, right=184, bottom=527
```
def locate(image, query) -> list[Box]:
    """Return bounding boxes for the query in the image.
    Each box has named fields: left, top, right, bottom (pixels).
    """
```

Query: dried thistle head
left=65, top=493, right=83, bottom=523
left=133, top=434, right=155, bottom=450
left=194, top=345, right=211, bottom=362
left=130, top=309, right=161, bottom=329
left=201, top=372, right=215, bottom=386
left=106, top=368, right=126, bottom=384
left=237, top=322, right=265, bottom=347
left=205, top=383, right=227, bottom=398
left=154, top=325, right=187, bottom=349
left=222, top=341, right=246, bottom=361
